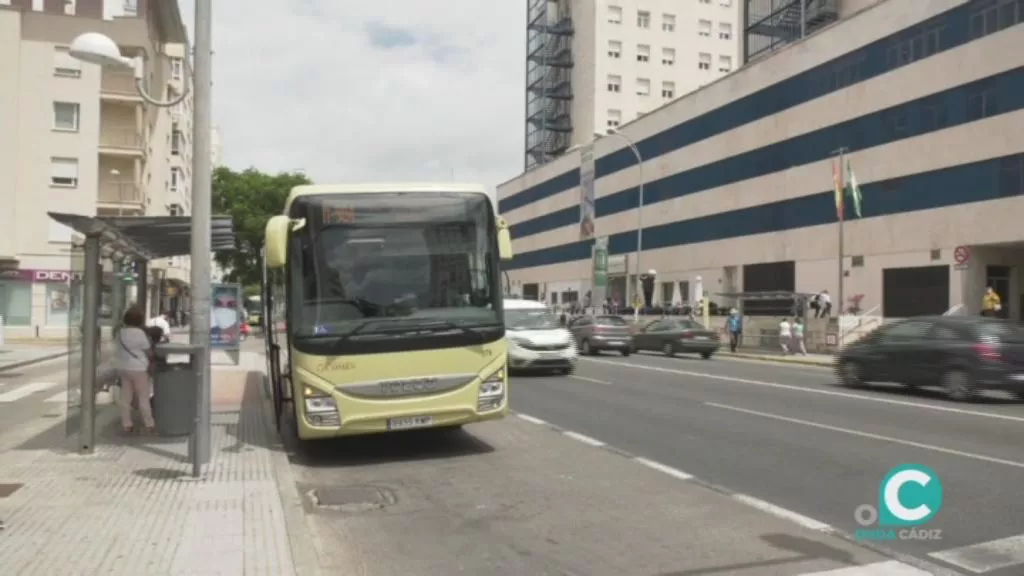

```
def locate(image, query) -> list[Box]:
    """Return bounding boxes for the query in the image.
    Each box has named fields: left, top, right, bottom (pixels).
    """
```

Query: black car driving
left=836, top=315, right=1024, bottom=401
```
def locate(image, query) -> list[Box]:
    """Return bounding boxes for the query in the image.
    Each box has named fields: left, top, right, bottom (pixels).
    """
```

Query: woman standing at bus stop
left=115, top=306, right=156, bottom=435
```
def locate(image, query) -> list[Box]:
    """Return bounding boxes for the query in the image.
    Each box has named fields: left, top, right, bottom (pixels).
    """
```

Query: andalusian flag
left=846, top=159, right=863, bottom=218
left=833, top=158, right=844, bottom=219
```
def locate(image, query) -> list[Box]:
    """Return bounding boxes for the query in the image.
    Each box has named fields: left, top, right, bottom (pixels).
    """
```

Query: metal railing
left=98, top=180, right=144, bottom=204
left=99, top=127, right=144, bottom=149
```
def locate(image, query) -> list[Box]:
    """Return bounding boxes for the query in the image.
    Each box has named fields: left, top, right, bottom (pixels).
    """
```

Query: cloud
left=176, top=0, right=525, bottom=190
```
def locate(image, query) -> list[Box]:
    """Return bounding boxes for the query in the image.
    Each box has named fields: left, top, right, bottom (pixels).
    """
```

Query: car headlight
left=479, top=367, right=505, bottom=397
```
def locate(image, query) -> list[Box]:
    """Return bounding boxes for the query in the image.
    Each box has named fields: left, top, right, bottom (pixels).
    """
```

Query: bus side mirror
left=264, top=215, right=289, bottom=269
left=497, top=217, right=513, bottom=261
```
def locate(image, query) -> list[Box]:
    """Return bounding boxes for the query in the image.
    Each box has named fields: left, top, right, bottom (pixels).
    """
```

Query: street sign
left=953, top=245, right=971, bottom=270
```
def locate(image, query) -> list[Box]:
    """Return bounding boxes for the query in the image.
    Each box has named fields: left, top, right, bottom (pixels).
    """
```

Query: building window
left=171, top=130, right=184, bottom=155
left=171, top=58, right=183, bottom=80
left=53, top=102, right=80, bottom=131
left=608, top=40, right=622, bottom=58
left=969, top=0, right=1021, bottom=39
left=636, top=77, right=650, bottom=96
left=169, top=204, right=183, bottom=217
left=719, top=22, right=732, bottom=39
left=698, top=19, right=712, bottom=37
left=607, top=74, right=622, bottom=92
left=662, top=13, right=676, bottom=31
left=49, top=157, right=78, bottom=187
left=608, top=5, right=622, bottom=24
left=53, top=46, right=81, bottom=78
left=966, top=84, right=999, bottom=121
left=637, top=10, right=650, bottom=28
left=920, top=96, right=947, bottom=131
left=123, top=0, right=138, bottom=15
left=636, top=44, right=650, bottom=62
left=1000, top=154, right=1024, bottom=197
left=698, top=52, right=711, bottom=70
left=662, top=81, right=675, bottom=99
left=170, top=167, right=183, bottom=192
left=718, top=55, right=732, bottom=72
left=662, top=47, right=676, bottom=65
left=0, top=282, right=32, bottom=326
left=607, top=109, right=622, bottom=129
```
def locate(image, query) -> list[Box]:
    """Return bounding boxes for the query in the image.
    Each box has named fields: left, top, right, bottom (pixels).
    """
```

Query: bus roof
left=284, top=183, right=493, bottom=214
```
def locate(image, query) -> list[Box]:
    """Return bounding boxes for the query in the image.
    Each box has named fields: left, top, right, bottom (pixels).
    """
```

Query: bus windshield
left=289, top=192, right=501, bottom=339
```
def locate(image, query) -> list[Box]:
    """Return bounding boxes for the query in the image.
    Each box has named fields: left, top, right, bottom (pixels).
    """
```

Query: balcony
left=99, top=127, right=145, bottom=157
left=101, top=70, right=143, bottom=102
left=97, top=180, right=145, bottom=214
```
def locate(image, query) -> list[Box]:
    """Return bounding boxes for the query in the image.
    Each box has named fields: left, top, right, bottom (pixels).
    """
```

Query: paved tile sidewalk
left=729, top=351, right=833, bottom=366
left=0, top=353, right=316, bottom=576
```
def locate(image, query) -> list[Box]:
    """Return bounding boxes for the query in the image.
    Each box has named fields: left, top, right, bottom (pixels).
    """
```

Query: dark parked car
left=835, top=315, right=1024, bottom=401
left=631, top=318, right=720, bottom=359
left=568, top=315, right=633, bottom=356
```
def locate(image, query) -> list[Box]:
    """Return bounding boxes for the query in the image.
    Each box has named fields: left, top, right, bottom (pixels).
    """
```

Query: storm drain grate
left=307, top=484, right=397, bottom=513
left=0, top=484, right=24, bottom=499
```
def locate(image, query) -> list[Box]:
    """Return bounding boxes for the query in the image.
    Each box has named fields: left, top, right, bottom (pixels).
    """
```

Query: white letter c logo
left=884, top=469, right=931, bottom=522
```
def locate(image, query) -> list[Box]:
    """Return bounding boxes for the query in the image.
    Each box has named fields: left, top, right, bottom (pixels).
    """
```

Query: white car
left=504, top=299, right=578, bottom=374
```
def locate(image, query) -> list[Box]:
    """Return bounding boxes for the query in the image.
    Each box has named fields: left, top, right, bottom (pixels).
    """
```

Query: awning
left=48, top=213, right=237, bottom=260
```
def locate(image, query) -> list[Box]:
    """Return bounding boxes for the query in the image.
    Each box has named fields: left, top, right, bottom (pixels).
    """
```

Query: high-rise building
left=525, top=0, right=743, bottom=170
left=0, top=0, right=193, bottom=338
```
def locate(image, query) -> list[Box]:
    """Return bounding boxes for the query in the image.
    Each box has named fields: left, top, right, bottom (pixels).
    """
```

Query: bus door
left=262, top=249, right=287, bottom=429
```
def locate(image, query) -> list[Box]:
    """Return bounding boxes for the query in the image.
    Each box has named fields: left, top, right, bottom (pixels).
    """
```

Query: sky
left=177, top=1, right=525, bottom=189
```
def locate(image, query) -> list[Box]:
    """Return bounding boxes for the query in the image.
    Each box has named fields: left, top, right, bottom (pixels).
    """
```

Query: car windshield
left=288, top=192, right=500, bottom=338
left=675, top=320, right=706, bottom=330
left=505, top=309, right=560, bottom=330
left=977, top=320, right=1024, bottom=343
left=596, top=316, right=628, bottom=326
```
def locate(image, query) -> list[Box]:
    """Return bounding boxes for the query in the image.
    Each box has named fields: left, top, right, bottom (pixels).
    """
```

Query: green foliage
left=212, top=166, right=311, bottom=287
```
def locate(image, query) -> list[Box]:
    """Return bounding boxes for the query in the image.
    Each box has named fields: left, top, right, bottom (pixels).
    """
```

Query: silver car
left=568, top=315, right=633, bottom=356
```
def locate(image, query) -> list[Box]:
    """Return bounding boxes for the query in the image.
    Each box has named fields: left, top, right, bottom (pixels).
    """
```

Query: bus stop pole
left=188, top=0, right=214, bottom=472
left=79, top=233, right=101, bottom=454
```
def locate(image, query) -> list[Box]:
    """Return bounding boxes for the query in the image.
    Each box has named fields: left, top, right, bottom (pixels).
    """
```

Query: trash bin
left=152, top=342, right=203, bottom=437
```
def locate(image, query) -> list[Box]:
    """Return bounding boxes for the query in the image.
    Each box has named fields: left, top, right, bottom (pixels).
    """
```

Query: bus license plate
left=388, top=415, right=433, bottom=430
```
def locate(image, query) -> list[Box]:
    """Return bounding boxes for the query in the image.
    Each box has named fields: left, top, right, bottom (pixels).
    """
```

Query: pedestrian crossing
left=797, top=560, right=934, bottom=575
left=0, top=380, right=112, bottom=404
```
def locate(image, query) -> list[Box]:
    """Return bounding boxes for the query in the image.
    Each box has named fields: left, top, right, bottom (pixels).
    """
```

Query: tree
left=212, top=167, right=311, bottom=287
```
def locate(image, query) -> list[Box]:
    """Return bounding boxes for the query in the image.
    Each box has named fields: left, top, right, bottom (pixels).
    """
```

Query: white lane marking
left=0, top=381, right=60, bottom=403
left=43, top=391, right=67, bottom=403
left=570, top=375, right=611, bottom=385
left=633, top=457, right=693, bottom=481
left=731, top=493, right=833, bottom=532
left=562, top=431, right=605, bottom=446
left=706, top=401, right=1024, bottom=469
left=583, top=357, right=1024, bottom=423
left=517, top=414, right=547, bottom=425
left=928, top=533, right=1024, bottom=573
left=797, top=560, right=936, bottom=575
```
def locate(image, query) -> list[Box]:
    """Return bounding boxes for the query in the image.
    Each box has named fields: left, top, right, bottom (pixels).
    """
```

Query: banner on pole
left=579, top=144, right=596, bottom=240
left=210, top=283, right=243, bottom=350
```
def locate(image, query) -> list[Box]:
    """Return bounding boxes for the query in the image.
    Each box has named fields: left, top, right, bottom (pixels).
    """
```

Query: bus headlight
left=303, top=385, right=340, bottom=426
left=478, top=367, right=505, bottom=411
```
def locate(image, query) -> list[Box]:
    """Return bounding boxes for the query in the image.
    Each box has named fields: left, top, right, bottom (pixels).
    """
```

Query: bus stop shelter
left=48, top=212, right=236, bottom=463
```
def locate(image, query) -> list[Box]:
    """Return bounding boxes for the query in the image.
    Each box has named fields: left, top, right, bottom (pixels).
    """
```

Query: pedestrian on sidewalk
left=792, top=317, right=808, bottom=355
left=981, top=286, right=1002, bottom=318
left=778, top=317, right=792, bottom=355
left=726, top=308, right=743, bottom=352
left=115, top=306, right=157, bottom=435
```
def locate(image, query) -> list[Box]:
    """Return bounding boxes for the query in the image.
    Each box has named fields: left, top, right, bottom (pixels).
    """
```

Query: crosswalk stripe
left=798, top=560, right=934, bottom=575
left=929, top=533, right=1024, bottom=573
left=0, top=381, right=60, bottom=402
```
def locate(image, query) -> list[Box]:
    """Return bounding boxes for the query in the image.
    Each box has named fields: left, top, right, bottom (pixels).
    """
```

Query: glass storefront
left=0, top=281, right=32, bottom=326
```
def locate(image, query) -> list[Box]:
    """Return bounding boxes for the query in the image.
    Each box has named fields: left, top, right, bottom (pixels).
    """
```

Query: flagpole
left=832, top=146, right=848, bottom=320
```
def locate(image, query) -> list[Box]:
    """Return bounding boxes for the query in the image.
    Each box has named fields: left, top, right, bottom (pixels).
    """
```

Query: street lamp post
left=69, top=3, right=214, bottom=472
left=598, top=129, right=644, bottom=321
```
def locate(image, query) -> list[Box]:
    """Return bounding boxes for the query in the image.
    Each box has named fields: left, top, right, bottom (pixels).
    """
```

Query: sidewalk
left=727, top=350, right=833, bottom=366
left=0, top=351, right=317, bottom=575
left=0, top=342, right=69, bottom=373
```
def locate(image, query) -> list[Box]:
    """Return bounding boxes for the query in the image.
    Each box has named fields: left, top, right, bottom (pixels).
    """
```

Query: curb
left=0, top=350, right=71, bottom=373
left=729, top=353, right=832, bottom=367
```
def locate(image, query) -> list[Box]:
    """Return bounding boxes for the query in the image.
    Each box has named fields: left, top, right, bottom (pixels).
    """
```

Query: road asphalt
left=511, top=351, right=1024, bottom=576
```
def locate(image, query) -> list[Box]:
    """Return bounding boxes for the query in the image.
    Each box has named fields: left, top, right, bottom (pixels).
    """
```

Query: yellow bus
left=261, top=183, right=513, bottom=441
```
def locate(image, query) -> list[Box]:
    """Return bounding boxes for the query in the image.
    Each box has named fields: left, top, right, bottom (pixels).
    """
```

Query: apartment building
left=501, top=0, right=1024, bottom=320
left=0, top=0, right=194, bottom=339
left=525, top=0, right=743, bottom=169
